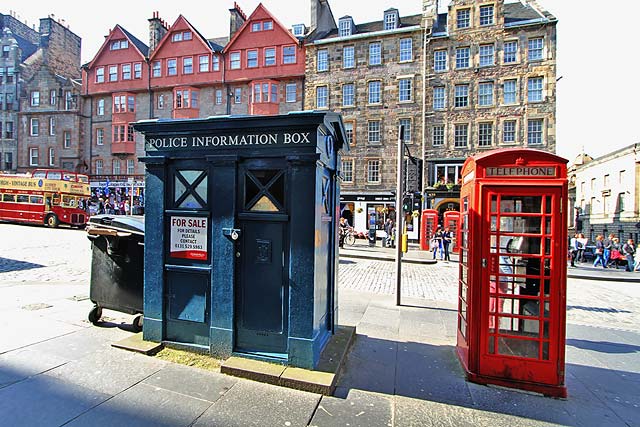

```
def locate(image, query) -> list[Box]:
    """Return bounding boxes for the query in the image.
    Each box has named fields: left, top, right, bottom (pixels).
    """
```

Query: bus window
left=48, top=171, right=62, bottom=180
left=3, top=194, right=15, bottom=202
left=16, top=195, right=29, bottom=203
left=63, top=172, right=75, bottom=181
left=77, top=175, right=89, bottom=183
left=32, top=171, right=47, bottom=178
left=30, top=196, right=44, bottom=204
left=53, top=194, right=61, bottom=205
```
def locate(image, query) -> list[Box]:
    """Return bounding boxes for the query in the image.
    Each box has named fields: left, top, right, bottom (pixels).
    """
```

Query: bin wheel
left=132, top=314, right=143, bottom=333
left=88, top=305, right=102, bottom=324
left=46, top=214, right=59, bottom=228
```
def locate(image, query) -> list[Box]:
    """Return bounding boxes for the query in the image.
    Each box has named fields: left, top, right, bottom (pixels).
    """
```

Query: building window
left=65, top=91, right=74, bottom=110
left=167, top=59, right=177, bottom=76
left=292, top=24, right=306, bottom=37
left=454, top=124, right=468, bottom=147
left=183, top=57, right=193, bottom=74
left=344, top=121, right=354, bottom=145
left=432, top=125, right=445, bottom=146
left=343, top=84, right=355, bottom=107
left=368, top=121, right=381, bottom=144
left=528, top=38, right=544, bottom=61
left=434, top=164, right=463, bottom=186
left=109, top=65, right=118, bottom=81
left=315, top=86, right=328, bottom=108
left=504, top=40, right=518, bottom=64
left=152, top=61, right=161, bottom=77
left=339, top=18, right=352, bottom=37
left=527, top=119, right=543, bottom=144
left=213, top=55, right=220, bottom=71
left=369, top=42, right=382, bottom=65
left=455, top=47, right=470, bottom=69
left=283, top=45, right=296, bottom=64
left=247, top=50, right=258, bottom=68
left=317, top=49, right=328, bottom=72
left=342, top=159, right=354, bottom=183
left=457, top=8, right=470, bottom=29
left=127, top=159, right=135, bottom=174
left=175, top=88, right=199, bottom=109
left=172, top=31, right=192, bottom=42
left=503, top=120, right=516, bottom=144
left=399, top=119, right=412, bottom=143
left=399, top=78, right=412, bottom=102
left=31, top=91, right=40, bottom=106
left=479, top=44, right=494, bottom=67
left=367, top=160, right=381, bottom=183
left=343, top=46, right=355, bottom=68
left=2, top=46, right=8, bottom=58
left=49, top=148, right=55, bottom=166
left=157, top=94, right=165, bottom=109
left=480, top=5, right=494, bottom=26
left=285, top=83, right=297, bottom=103
left=230, top=52, right=241, bottom=70
left=368, top=81, right=381, bottom=104
left=4, top=121, right=13, bottom=139
left=619, top=170, right=626, bottom=184
left=96, top=128, right=104, bottom=145
left=264, top=48, right=276, bottom=66
left=113, top=159, right=121, bottom=175
left=63, top=131, right=71, bottom=148
left=590, top=178, right=596, bottom=192
left=234, top=88, right=242, bottom=103
left=478, top=123, right=493, bottom=146
left=4, top=152, right=12, bottom=170
left=29, top=148, right=39, bottom=166
left=30, top=118, right=39, bottom=136
left=618, top=193, right=626, bottom=212
left=454, top=84, right=469, bottom=108
left=96, top=67, right=105, bottom=83
left=433, top=86, right=446, bottom=110
left=199, top=55, right=209, bottom=72
left=478, top=82, right=494, bottom=106
left=110, top=40, right=128, bottom=50
left=434, top=50, right=447, bottom=72
left=49, top=117, right=56, bottom=135
left=528, top=77, right=543, bottom=102
left=384, top=11, right=397, bottom=30
left=215, top=89, right=223, bottom=104
left=96, top=160, right=103, bottom=175
left=122, top=64, right=131, bottom=80
left=113, top=95, right=125, bottom=113
left=50, top=90, right=56, bottom=106
left=134, top=63, right=142, bottom=79
left=503, top=79, right=517, bottom=104
left=399, top=38, right=413, bottom=62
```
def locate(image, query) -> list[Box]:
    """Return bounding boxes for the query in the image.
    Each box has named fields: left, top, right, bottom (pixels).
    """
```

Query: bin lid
left=88, top=215, right=145, bottom=235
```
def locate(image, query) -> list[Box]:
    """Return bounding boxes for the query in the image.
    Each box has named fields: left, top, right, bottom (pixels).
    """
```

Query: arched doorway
left=435, top=198, right=460, bottom=220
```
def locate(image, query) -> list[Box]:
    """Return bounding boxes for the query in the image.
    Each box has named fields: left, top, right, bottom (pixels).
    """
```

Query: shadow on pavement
left=566, top=338, right=640, bottom=354
left=0, top=257, right=44, bottom=273
left=567, top=305, right=631, bottom=314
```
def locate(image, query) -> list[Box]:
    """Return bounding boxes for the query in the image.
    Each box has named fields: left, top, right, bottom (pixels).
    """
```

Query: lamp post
left=396, top=125, right=405, bottom=306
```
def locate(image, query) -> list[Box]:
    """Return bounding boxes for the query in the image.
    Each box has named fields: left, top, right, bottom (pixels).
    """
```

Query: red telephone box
left=443, top=211, right=460, bottom=253
left=456, top=148, right=568, bottom=398
left=420, top=209, right=439, bottom=250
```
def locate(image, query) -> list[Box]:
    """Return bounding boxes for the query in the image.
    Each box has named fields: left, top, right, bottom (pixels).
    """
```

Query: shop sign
left=169, top=216, right=208, bottom=260
left=146, top=131, right=315, bottom=151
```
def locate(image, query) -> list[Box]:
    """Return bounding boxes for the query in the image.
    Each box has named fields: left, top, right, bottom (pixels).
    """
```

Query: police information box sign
left=146, top=130, right=315, bottom=151
left=169, top=216, right=208, bottom=260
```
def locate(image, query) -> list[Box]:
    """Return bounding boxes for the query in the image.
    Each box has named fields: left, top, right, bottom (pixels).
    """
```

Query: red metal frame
left=456, top=148, right=568, bottom=398
left=419, top=209, right=439, bottom=250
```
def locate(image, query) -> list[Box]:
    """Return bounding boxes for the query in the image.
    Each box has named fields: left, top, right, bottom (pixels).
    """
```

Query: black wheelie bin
left=86, top=215, right=144, bottom=331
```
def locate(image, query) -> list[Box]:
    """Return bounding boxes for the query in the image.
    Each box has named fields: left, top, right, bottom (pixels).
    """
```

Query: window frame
left=282, top=45, right=296, bottom=64
left=399, top=38, right=413, bottom=62
left=121, top=63, right=132, bottom=80
left=398, top=78, right=413, bottom=102
left=369, top=42, right=382, bottom=66
left=527, top=77, right=544, bottom=102
left=527, top=118, right=544, bottom=144
left=454, top=84, right=469, bottom=108
left=167, top=58, right=177, bottom=76
left=434, top=49, right=448, bottom=72
left=342, top=83, right=355, bottom=107
left=63, top=131, right=71, bottom=149
left=478, top=82, right=494, bottom=106
left=503, top=40, right=518, bottom=64
left=455, top=47, right=470, bottom=69
left=230, top=52, right=241, bottom=70
left=478, top=122, right=494, bottom=147
left=30, top=91, right=40, bottom=107
left=502, top=79, right=517, bottom=105
left=479, top=5, right=495, bottom=26
left=368, top=80, right=382, bottom=105
left=367, top=120, right=381, bottom=145
left=316, top=85, right=329, bottom=109
left=343, top=46, right=355, bottom=69
left=183, top=57, right=193, bottom=74
left=29, top=147, right=39, bottom=166
left=96, top=67, right=105, bottom=83
left=247, top=50, right=259, bottom=68
left=30, top=118, right=39, bottom=136
left=342, top=158, right=354, bottom=183
left=454, top=123, right=469, bottom=148
left=317, top=49, right=329, bottom=72
left=285, top=83, right=297, bottom=103
left=502, top=120, right=517, bottom=144
left=528, top=37, right=544, bottom=61
left=367, top=159, right=381, bottom=184
left=433, top=86, right=446, bottom=110
left=264, top=47, right=276, bottom=66
left=479, top=44, right=495, bottom=67
left=199, top=55, right=210, bottom=72
left=457, top=8, right=471, bottom=29
left=96, top=128, right=104, bottom=145
left=432, top=124, right=445, bottom=146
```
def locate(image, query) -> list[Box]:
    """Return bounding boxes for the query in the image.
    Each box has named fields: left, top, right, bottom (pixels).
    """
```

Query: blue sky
left=8, top=0, right=637, bottom=163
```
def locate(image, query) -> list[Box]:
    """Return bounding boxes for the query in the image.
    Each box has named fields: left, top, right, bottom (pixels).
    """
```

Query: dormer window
left=252, top=21, right=274, bottom=32
left=339, top=17, right=354, bottom=37
left=172, top=31, right=192, bottom=42
left=110, top=40, right=128, bottom=50
left=292, top=24, right=306, bottom=37
left=384, top=9, right=399, bottom=30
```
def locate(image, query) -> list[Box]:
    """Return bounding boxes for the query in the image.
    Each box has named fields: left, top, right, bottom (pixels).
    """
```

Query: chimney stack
left=229, top=2, right=247, bottom=39
left=148, top=11, right=168, bottom=53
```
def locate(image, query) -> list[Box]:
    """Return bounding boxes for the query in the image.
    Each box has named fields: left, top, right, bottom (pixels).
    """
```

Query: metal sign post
left=396, top=126, right=404, bottom=306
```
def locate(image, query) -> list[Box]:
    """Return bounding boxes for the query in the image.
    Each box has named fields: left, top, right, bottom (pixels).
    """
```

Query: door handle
left=482, top=258, right=487, bottom=268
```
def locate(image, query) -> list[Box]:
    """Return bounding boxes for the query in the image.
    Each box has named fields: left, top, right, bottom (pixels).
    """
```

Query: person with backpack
left=622, top=239, right=636, bottom=272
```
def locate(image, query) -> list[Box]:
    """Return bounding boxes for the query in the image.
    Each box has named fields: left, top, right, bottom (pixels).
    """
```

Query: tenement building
left=305, top=0, right=424, bottom=238
left=422, top=0, right=557, bottom=215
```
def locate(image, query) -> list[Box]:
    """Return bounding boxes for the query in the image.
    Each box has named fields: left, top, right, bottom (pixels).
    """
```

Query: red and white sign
left=170, top=216, right=208, bottom=260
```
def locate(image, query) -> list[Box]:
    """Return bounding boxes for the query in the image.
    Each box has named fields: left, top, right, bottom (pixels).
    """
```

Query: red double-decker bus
left=0, top=169, right=91, bottom=228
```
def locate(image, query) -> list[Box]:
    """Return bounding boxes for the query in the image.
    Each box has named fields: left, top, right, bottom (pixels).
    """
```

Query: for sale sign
left=170, top=216, right=208, bottom=260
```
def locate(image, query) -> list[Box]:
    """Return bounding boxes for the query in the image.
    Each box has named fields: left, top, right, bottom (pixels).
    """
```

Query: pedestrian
left=622, top=239, right=635, bottom=272
left=97, top=198, right=105, bottom=214
left=384, top=218, right=394, bottom=248
left=593, top=235, right=606, bottom=268
left=569, top=233, right=578, bottom=267
left=434, top=226, right=444, bottom=260
left=442, top=227, right=452, bottom=261
left=603, top=233, right=614, bottom=267
left=338, top=217, right=348, bottom=248
left=124, top=200, right=131, bottom=215
left=577, top=233, right=587, bottom=262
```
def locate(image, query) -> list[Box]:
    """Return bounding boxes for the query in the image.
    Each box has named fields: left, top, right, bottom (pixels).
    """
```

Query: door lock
left=482, top=258, right=487, bottom=268
left=222, top=228, right=242, bottom=242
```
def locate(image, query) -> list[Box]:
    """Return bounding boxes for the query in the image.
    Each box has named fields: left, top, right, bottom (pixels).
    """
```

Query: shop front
left=90, top=175, right=145, bottom=214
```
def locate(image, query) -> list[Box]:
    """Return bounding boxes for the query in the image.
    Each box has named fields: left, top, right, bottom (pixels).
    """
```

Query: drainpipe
left=421, top=26, right=431, bottom=200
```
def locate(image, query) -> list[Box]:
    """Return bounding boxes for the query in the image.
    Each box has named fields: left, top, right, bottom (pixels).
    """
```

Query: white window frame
left=95, top=159, right=104, bottom=175
left=316, top=86, right=328, bottom=109
left=528, top=77, right=544, bottom=102
left=399, top=78, right=412, bottom=102
left=434, top=50, right=448, bottom=72
left=122, top=63, right=131, bottom=80
left=63, top=131, right=71, bottom=148
left=127, top=159, right=135, bottom=174
left=285, top=83, right=297, bottom=103
left=96, top=128, right=104, bottom=145
left=31, top=91, right=40, bottom=106
left=432, top=125, right=445, bottom=146
left=368, top=81, right=381, bottom=104
left=30, top=118, right=39, bottom=136
left=369, top=42, right=382, bottom=65
left=478, top=82, right=494, bottom=106
left=433, top=86, right=446, bottom=110
left=342, top=84, right=355, bottom=107
left=342, top=158, right=354, bottom=183
left=480, top=5, right=495, bottom=26
left=343, top=46, right=355, bottom=69
left=399, top=38, right=412, bottom=62
left=29, top=148, right=39, bottom=166
left=479, top=44, right=494, bottom=67
left=527, top=119, right=544, bottom=144
left=49, top=117, right=55, bottom=136
left=504, top=40, right=518, bottom=64
left=199, top=55, right=210, bottom=72
left=96, top=67, right=105, bottom=83
left=49, top=148, right=55, bottom=166
left=478, top=122, right=493, bottom=146
left=503, top=79, right=517, bottom=105
left=283, top=45, right=296, bottom=64
left=317, top=49, right=328, bottom=72
left=528, top=38, right=544, bottom=61
left=367, top=159, right=381, bottom=184
left=399, top=119, right=412, bottom=143
left=368, top=121, right=381, bottom=144
left=454, top=123, right=468, bottom=147
left=503, top=120, right=517, bottom=144
left=113, top=159, right=121, bottom=175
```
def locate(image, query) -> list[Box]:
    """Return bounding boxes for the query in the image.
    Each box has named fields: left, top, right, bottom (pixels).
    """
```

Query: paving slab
left=65, top=382, right=212, bottom=427
left=221, top=356, right=286, bottom=385
left=193, top=379, right=321, bottom=427
left=143, top=363, right=237, bottom=403
left=310, top=388, right=393, bottom=427
left=0, top=347, right=68, bottom=389
left=111, top=332, right=164, bottom=355
left=0, top=374, right=110, bottom=427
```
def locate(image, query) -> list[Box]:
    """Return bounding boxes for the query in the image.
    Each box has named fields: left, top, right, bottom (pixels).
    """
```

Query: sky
left=5, top=0, right=639, bottom=163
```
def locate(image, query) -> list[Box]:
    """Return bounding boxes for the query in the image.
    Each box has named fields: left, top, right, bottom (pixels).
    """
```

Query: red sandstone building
left=80, top=3, right=305, bottom=199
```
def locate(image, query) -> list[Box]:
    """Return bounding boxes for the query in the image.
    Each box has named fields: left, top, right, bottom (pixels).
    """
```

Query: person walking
left=593, top=235, right=606, bottom=268
left=442, top=227, right=452, bottom=261
left=569, top=233, right=579, bottom=267
left=603, top=233, right=614, bottom=267
left=434, top=226, right=444, bottom=260
left=577, top=233, right=588, bottom=262
left=622, top=239, right=636, bottom=272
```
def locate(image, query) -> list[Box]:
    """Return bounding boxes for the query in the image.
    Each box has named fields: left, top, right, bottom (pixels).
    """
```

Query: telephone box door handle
left=482, top=258, right=487, bottom=268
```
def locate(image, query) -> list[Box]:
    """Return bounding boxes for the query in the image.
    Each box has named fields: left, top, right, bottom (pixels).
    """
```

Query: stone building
left=572, top=144, right=640, bottom=245
left=305, top=0, right=424, bottom=237
left=423, top=0, right=557, bottom=215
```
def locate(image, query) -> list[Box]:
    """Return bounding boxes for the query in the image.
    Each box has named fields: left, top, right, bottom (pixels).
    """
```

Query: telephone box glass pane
left=500, top=196, right=542, bottom=213
left=498, top=338, right=539, bottom=358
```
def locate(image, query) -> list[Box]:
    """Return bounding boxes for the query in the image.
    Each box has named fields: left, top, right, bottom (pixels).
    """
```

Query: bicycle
left=342, top=226, right=356, bottom=246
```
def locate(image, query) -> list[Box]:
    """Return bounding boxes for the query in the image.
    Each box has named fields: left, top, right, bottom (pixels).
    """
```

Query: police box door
left=235, top=159, right=289, bottom=357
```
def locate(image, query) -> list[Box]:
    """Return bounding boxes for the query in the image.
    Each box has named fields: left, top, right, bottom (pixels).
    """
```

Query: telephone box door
left=480, top=187, right=562, bottom=385
left=420, top=209, right=439, bottom=250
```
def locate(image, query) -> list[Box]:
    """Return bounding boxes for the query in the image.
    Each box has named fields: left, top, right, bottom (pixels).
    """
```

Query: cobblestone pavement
left=2, top=222, right=639, bottom=333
